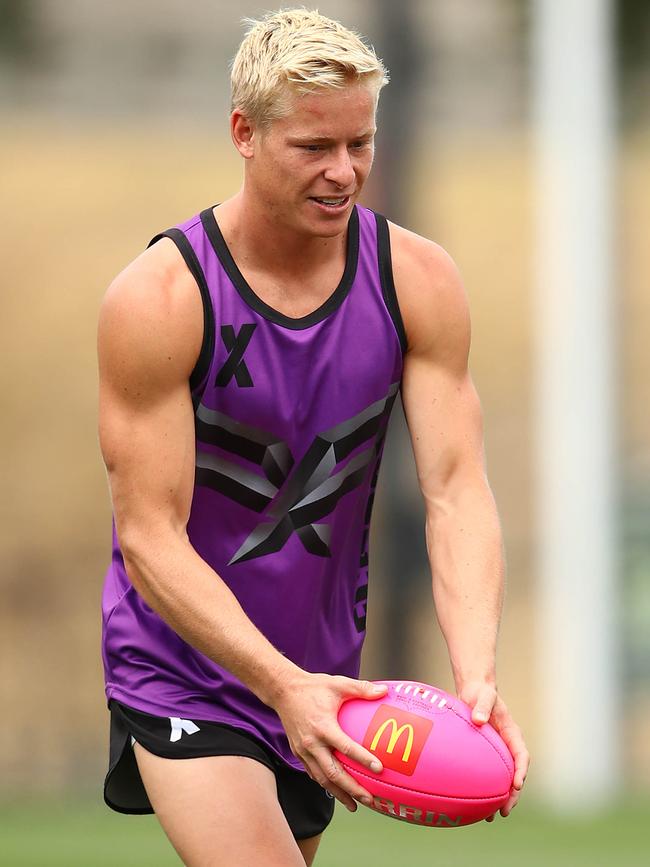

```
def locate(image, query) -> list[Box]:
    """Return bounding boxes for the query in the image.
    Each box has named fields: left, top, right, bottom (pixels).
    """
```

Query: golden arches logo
left=370, top=718, right=415, bottom=763
left=363, top=704, right=433, bottom=776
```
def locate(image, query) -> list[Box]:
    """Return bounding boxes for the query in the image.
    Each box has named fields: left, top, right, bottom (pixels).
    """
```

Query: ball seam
left=447, top=704, right=514, bottom=781
left=342, top=764, right=510, bottom=803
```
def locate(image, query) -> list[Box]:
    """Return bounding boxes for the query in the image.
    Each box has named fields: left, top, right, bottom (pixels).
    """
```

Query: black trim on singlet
left=200, top=205, right=360, bottom=330
left=147, top=227, right=215, bottom=398
left=374, top=212, right=408, bottom=356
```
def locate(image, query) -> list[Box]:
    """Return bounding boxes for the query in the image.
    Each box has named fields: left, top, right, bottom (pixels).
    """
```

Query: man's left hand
left=458, top=681, right=530, bottom=822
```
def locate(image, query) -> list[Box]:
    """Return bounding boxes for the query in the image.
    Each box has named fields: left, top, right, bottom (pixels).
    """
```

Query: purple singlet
left=101, top=204, right=406, bottom=771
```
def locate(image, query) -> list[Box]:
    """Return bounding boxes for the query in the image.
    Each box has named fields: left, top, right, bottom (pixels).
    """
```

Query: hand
left=458, top=681, right=530, bottom=822
left=271, top=671, right=388, bottom=811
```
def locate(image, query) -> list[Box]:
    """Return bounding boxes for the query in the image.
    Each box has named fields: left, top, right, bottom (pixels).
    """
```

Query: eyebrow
left=290, top=130, right=376, bottom=143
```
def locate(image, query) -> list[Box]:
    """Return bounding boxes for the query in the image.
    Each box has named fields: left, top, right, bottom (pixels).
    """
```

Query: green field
left=1, top=796, right=647, bottom=866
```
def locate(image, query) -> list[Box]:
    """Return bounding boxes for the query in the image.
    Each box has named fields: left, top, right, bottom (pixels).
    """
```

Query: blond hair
left=230, top=8, right=389, bottom=128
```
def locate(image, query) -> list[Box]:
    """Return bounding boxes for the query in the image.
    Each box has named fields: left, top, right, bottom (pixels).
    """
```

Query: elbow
left=116, top=515, right=188, bottom=571
left=424, top=459, right=490, bottom=513
left=115, top=521, right=176, bottom=612
left=115, top=522, right=153, bottom=590
left=114, top=513, right=145, bottom=561
left=115, top=504, right=186, bottom=560
left=115, top=518, right=166, bottom=579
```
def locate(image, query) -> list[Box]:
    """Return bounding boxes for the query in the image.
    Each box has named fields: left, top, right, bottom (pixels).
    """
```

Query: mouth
left=309, top=195, right=351, bottom=213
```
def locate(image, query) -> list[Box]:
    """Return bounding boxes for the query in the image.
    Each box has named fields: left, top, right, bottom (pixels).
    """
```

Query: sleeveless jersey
left=101, top=203, right=407, bottom=771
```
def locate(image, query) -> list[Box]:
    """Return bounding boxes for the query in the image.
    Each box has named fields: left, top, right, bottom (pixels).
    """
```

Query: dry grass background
left=1, top=117, right=648, bottom=796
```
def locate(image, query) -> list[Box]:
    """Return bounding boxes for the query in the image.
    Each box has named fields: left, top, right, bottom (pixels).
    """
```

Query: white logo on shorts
left=169, top=717, right=201, bottom=742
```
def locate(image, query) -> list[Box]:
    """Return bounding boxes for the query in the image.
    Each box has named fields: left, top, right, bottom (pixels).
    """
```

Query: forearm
left=426, top=476, right=505, bottom=693
left=120, top=527, right=301, bottom=708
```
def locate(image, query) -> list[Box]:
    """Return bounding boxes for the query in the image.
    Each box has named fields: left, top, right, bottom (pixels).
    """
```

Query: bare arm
left=392, top=225, right=529, bottom=814
left=394, top=230, right=503, bottom=691
left=98, top=239, right=300, bottom=701
left=97, top=240, right=385, bottom=809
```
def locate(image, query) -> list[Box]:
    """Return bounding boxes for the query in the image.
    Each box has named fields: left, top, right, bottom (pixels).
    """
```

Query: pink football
left=335, top=680, right=514, bottom=828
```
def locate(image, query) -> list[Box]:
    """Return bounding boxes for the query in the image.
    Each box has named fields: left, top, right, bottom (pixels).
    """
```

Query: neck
left=216, top=190, right=347, bottom=277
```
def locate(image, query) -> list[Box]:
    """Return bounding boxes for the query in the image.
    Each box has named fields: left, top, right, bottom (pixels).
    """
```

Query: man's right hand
left=271, top=671, right=388, bottom=811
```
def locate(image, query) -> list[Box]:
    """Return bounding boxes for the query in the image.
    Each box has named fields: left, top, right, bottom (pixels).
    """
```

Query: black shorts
left=104, top=699, right=335, bottom=840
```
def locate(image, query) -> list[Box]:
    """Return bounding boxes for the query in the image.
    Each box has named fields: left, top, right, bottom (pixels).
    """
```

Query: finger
left=513, top=750, right=530, bottom=789
left=470, top=686, right=497, bottom=725
left=499, top=733, right=528, bottom=787
left=314, top=745, right=374, bottom=807
left=301, top=756, right=358, bottom=812
left=333, top=729, right=384, bottom=774
left=500, top=788, right=520, bottom=817
left=485, top=813, right=496, bottom=822
left=338, top=677, right=388, bottom=702
left=515, top=745, right=530, bottom=789
left=488, top=707, right=530, bottom=788
left=501, top=733, right=529, bottom=789
left=324, top=782, right=358, bottom=812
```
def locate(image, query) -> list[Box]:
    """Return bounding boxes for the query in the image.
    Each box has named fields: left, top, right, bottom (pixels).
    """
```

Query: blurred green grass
left=1, top=795, right=648, bottom=866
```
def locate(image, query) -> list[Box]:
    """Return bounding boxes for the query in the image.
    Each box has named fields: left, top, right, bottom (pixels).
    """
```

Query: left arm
left=391, top=224, right=529, bottom=817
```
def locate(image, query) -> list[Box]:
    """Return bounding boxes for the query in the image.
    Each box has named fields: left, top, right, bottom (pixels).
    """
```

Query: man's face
left=244, top=83, right=377, bottom=237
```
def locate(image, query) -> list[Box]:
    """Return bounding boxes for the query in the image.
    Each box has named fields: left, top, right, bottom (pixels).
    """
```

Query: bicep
left=98, top=371, right=197, bottom=545
left=97, top=251, right=202, bottom=548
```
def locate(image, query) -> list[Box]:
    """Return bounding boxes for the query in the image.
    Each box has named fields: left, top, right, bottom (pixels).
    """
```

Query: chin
left=310, top=218, right=347, bottom=236
left=303, top=203, right=353, bottom=236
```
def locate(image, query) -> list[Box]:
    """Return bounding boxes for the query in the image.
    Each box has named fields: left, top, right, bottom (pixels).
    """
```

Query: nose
left=323, top=146, right=356, bottom=189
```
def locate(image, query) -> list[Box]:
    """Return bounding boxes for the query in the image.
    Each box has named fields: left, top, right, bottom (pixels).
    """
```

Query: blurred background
left=1, top=0, right=648, bottom=864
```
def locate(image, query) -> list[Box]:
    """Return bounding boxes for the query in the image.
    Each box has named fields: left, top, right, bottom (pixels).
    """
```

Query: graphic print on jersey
left=195, top=381, right=399, bottom=564
left=215, top=323, right=257, bottom=387
left=354, top=439, right=385, bottom=632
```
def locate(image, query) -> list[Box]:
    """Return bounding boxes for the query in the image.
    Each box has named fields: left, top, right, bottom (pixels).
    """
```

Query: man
left=98, top=9, right=529, bottom=866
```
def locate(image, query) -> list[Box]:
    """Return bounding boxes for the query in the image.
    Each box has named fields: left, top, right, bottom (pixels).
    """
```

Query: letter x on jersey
left=194, top=381, right=399, bottom=564
left=215, top=324, right=256, bottom=387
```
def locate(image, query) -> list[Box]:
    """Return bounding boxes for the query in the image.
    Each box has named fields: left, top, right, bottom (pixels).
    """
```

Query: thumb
left=471, top=701, right=493, bottom=726
left=461, top=683, right=497, bottom=726
left=349, top=679, right=388, bottom=700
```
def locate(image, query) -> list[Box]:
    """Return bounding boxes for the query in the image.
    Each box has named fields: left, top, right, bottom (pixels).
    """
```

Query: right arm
left=97, top=240, right=385, bottom=809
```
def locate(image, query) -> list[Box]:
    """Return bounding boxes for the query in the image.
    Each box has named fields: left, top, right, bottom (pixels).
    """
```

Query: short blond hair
left=230, top=8, right=389, bottom=128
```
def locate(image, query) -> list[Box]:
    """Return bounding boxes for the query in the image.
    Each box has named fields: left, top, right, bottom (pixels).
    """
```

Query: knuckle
left=338, top=739, right=353, bottom=758
left=301, top=734, right=316, bottom=752
left=324, top=762, right=340, bottom=782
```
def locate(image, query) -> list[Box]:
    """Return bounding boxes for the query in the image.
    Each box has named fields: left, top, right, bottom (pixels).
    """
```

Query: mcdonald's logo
left=362, top=704, right=433, bottom=776
left=370, top=719, right=415, bottom=762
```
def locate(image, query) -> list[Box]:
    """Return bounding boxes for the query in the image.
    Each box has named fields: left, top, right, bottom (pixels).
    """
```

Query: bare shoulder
left=98, top=237, right=203, bottom=389
left=387, top=221, right=471, bottom=364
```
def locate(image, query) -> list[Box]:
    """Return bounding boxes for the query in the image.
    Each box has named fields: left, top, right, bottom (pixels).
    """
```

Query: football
left=335, top=680, right=514, bottom=828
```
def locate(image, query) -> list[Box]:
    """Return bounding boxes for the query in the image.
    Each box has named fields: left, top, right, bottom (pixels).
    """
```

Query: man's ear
left=231, top=110, right=256, bottom=159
